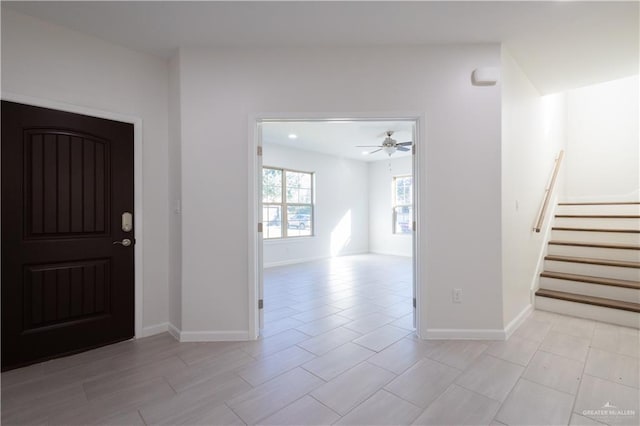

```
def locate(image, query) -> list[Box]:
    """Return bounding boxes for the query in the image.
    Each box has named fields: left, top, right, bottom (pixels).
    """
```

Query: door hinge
left=258, top=299, right=264, bottom=309
left=412, top=145, right=415, bottom=155
left=257, top=146, right=263, bottom=156
left=412, top=221, right=416, bottom=231
left=258, top=223, right=263, bottom=232
left=413, top=298, right=416, bottom=308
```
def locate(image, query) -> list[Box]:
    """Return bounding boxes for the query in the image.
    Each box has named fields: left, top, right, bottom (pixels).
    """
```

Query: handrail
left=534, top=150, right=564, bottom=233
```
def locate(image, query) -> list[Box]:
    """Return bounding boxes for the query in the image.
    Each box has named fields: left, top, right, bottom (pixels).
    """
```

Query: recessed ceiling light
left=361, top=151, right=369, bottom=155
left=288, top=133, right=298, bottom=139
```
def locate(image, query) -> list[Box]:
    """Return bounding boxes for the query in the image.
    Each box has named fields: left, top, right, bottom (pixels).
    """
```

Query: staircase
left=535, top=201, right=640, bottom=328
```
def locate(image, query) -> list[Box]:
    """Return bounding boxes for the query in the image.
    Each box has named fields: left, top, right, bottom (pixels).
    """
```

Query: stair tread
left=558, top=202, right=640, bottom=205
left=540, top=271, right=640, bottom=289
left=545, top=254, right=640, bottom=269
left=536, top=289, right=640, bottom=313
left=549, top=240, right=640, bottom=250
left=555, top=214, right=640, bottom=218
left=553, top=227, right=640, bottom=233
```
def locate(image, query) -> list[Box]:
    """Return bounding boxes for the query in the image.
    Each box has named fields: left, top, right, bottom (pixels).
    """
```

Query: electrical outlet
left=453, top=288, right=462, bottom=303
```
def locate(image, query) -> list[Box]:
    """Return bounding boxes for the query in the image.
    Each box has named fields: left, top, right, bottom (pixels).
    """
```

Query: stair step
left=553, top=217, right=640, bottom=230
left=537, top=202, right=640, bottom=327
left=547, top=241, right=640, bottom=262
left=551, top=228, right=640, bottom=245
left=539, top=275, right=640, bottom=304
left=544, top=255, right=640, bottom=281
left=556, top=204, right=640, bottom=216
left=549, top=241, right=640, bottom=250
left=544, top=255, right=640, bottom=269
left=558, top=202, right=640, bottom=205
left=535, top=295, right=640, bottom=328
left=552, top=227, right=640, bottom=233
left=556, top=215, right=640, bottom=218
left=535, top=289, right=640, bottom=313
left=540, top=271, right=640, bottom=289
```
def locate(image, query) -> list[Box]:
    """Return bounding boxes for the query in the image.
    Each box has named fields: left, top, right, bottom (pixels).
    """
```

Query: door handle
left=113, top=239, right=132, bottom=247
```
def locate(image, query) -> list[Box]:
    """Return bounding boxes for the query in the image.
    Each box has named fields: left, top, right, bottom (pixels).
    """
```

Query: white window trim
left=262, top=166, right=315, bottom=239
left=392, top=175, right=413, bottom=235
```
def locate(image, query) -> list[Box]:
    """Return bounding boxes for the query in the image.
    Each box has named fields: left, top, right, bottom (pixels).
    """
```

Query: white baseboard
left=139, top=322, right=169, bottom=338
left=177, top=330, right=250, bottom=342
left=423, top=328, right=506, bottom=340
left=168, top=323, right=181, bottom=341
left=424, top=305, right=533, bottom=341
left=504, top=304, right=533, bottom=340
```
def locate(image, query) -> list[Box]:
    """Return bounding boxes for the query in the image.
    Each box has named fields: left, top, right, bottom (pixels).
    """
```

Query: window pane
left=394, top=206, right=412, bottom=234
left=286, top=205, right=312, bottom=237
left=286, top=171, right=312, bottom=203
left=395, top=176, right=412, bottom=205
left=263, top=205, right=282, bottom=239
left=263, top=168, right=282, bottom=203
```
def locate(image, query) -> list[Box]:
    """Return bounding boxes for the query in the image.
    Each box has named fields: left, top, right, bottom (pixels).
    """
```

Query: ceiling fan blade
left=397, top=146, right=410, bottom=152
left=397, top=141, right=413, bottom=146
left=356, top=145, right=383, bottom=148
left=369, top=149, right=382, bottom=154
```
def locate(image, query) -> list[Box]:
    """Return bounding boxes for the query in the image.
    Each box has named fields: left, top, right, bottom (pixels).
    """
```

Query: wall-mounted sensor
left=472, top=67, right=500, bottom=86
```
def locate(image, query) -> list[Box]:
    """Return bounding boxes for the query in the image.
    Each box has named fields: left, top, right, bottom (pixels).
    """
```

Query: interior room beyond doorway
left=258, top=119, right=418, bottom=340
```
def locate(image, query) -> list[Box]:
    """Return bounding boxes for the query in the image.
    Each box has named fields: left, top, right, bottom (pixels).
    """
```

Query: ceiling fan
left=357, top=131, right=412, bottom=157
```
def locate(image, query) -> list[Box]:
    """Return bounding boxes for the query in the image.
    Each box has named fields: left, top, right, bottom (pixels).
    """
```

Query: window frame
left=262, top=166, right=315, bottom=239
left=392, top=175, right=413, bottom=235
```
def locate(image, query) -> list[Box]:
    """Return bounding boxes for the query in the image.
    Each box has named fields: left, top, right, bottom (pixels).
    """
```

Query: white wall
left=565, top=76, right=640, bottom=201
left=1, top=9, right=171, bottom=333
left=501, top=48, right=567, bottom=327
left=262, top=144, right=369, bottom=267
left=368, top=156, right=413, bottom=257
left=176, top=45, right=503, bottom=337
left=168, top=53, right=182, bottom=331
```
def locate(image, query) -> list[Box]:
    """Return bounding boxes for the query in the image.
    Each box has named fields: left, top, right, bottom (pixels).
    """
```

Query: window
left=263, top=167, right=314, bottom=239
left=393, top=175, right=413, bottom=234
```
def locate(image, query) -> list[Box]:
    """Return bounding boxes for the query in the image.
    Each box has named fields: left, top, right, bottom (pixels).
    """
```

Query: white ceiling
left=262, top=120, right=415, bottom=162
left=3, top=1, right=638, bottom=94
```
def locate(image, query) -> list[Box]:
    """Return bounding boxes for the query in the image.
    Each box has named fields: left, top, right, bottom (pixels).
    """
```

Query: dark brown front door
left=1, top=101, right=135, bottom=371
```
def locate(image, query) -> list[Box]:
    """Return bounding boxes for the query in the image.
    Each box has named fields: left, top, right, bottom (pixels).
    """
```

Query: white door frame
left=248, top=112, right=426, bottom=340
left=1, top=92, right=145, bottom=339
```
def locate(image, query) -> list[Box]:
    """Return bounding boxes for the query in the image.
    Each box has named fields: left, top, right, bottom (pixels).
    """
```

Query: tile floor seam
left=521, top=376, right=582, bottom=398
left=581, top=372, right=640, bottom=391
left=454, top=371, right=519, bottom=405
left=444, top=380, right=504, bottom=406
left=298, top=364, right=331, bottom=384
left=483, top=351, right=539, bottom=369
left=341, top=388, right=424, bottom=422
left=520, top=371, right=581, bottom=397
left=163, top=375, right=180, bottom=394
left=381, top=381, right=443, bottom=410
left=306, top=393, right=344, bottom=418
left=536, top=348, right=589, bottom=364
left=223, top=401, right=247, bottom=425
left=569, top=345, right=593, bottom=419
left=136, top=408, right=149, bottom=425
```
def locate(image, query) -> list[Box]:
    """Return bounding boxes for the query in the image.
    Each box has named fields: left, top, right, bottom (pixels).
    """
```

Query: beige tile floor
left=2, top=254, right=639, bottom=425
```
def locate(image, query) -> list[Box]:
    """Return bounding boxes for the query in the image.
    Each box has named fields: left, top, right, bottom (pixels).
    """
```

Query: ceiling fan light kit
left=382, top=145, right=396, bottom=156
left=356, top=130, right=412, bottom=157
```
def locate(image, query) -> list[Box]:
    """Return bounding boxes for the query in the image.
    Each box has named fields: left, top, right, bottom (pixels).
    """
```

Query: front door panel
left=2, top=101, right=135, bottom=370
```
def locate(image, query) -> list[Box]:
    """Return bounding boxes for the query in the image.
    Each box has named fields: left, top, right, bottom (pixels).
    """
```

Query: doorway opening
left=249, top=116, right=424, bottom=344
